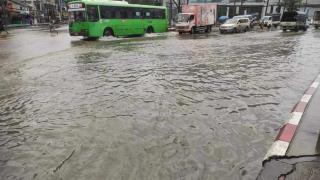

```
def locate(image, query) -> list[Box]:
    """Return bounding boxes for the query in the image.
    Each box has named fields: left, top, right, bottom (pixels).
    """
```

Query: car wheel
left=315, top=26, right=319, bottom=29
left=146, top=26, right=154, bottom=33
left=244, top=27, right=249, bottom=32
left=283, top=29, right=287, bottom=32
left=190, top=27, right=195, bottom=34
left=233, top=28, right=237, bottom=33
left=303, top=27, right=307, bottom=31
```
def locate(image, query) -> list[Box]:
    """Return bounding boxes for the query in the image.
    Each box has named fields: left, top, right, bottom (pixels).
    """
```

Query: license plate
left=69, top=3, right=82, bottom=9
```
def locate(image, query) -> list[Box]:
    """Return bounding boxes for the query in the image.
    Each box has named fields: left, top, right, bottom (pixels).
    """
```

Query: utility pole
left=169, top=0, right=172, bottom=27
left=233, top=0, right=236, bottom=17
left=240, top=0, right=244, bottom=14
left=304, top=0, right=307, bottom=11
left=265, top=0, right=270, bottom=15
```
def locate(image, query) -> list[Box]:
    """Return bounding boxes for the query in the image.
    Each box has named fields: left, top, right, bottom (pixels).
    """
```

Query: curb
left=264, top=74, right=320, bottom=161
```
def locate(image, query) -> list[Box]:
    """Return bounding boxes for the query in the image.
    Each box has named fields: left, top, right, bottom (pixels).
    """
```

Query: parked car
left=233, top=15, right=257, bottom=28
left=261, top=16, right=272, bottom=28
left=219, top=18, right=250, bottom=33
left=218, top=16, right=229, bottom=24
left=313, top=11, right=320, bottom=29
left=280, top=11, right=308, bottom=32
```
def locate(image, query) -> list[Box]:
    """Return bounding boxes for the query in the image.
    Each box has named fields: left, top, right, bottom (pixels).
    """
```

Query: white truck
left=175, top=4, right=217, bottom=34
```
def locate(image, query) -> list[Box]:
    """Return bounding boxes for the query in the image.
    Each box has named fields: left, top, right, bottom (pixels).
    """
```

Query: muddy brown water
left=1, top=28, right=320, bottom=180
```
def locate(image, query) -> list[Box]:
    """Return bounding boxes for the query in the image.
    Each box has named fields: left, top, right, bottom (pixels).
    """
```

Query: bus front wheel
left=104, top=28, right=114, bottom=37
left=83, top=37, right=99, bottom=41
left=146, top=26, right=154, bottom=33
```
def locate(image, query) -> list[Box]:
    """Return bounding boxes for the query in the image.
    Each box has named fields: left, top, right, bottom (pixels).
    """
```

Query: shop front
left=6, top=0, right=31, bottom=24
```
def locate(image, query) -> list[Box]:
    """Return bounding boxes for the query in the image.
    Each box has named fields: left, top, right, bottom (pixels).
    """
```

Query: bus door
left=127, top=8, right=144, bottom=35
left=143, top=9, right=153, bottom=31
left=86, top=5, right=100, bottom=36
left=114, top=8, right=128, bottom=35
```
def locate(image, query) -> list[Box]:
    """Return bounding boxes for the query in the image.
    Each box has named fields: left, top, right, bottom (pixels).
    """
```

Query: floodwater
left=1, top=27, right=320, bottom=180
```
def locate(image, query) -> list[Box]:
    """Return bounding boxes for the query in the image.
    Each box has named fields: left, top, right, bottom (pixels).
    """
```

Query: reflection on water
left=1, top=29, right=320, bottom=180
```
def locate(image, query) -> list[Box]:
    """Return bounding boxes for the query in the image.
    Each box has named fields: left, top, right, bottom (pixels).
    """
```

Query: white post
left=226, top=6, right=229, bottom=17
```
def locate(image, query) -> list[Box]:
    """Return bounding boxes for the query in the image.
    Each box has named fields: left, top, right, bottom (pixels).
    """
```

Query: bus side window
left=134, top=8, right=142, bottom=19
left=126, top=7, right=133, bottom=19
left=150, top=9, right=165, bottom=19
left=100, top=6, right=115, bottom=19
left=145, top=11, right=151, bottom=19
left=120, top=8, right=128, bottom=19
left=87, top=5, right=99, bottom=22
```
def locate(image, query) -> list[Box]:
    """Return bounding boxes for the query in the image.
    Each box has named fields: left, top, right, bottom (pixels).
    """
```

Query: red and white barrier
left=264, top=75, right=320, bottom=160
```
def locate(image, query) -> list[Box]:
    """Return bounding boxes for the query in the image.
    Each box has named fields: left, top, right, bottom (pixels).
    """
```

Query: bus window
left=100, top=6, right=116, bottom=19
left=69, top=11, right=86, bottom=22
left=87, top=6, right=99, bottom=22
left=135, top=10, right=142, bottom=19
left=120, top=9, right=128, bottom=19
left=145, top=11, right=151, bottom=18
left=153, top=9, right=165, bottom=19
left=126, top=8, right=134, bottom=19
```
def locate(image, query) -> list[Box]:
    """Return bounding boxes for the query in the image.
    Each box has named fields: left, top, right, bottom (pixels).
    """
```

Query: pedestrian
left=259, top=21, right=264, bottom=31
left=29, top=16, right=33, bottom=25
left=49, top=19, right=58, bottom=35
left=0, top=18, right=9, bottom=34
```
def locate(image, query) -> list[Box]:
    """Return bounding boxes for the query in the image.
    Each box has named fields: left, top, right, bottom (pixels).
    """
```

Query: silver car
left=219, top=18, right=250, bottom=34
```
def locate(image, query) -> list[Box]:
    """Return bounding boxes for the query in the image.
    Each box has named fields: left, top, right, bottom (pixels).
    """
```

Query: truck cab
left=313, top=11, right=320, bottom=29
left=175, top=13, right=196, bottom=34
left=175, top=4, right=217, bottom=34
left=280, top=11, right=308, bottom=32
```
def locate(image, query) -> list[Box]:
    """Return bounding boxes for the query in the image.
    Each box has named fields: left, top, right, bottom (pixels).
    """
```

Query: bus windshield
left=69, top=11, right=86, bottom=22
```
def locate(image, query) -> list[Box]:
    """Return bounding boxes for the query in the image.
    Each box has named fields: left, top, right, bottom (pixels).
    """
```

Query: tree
left=282, top=0, right=303, bottom=11
left=0, top=0, right=8, bottom=25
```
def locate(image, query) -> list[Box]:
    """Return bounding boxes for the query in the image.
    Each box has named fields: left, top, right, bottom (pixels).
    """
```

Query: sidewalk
left=6, top=24, right=30, bottom=28
left=286, top=84, right=320, bottom=156
left=258, top=75, right=320, bottom=179
left=6, top=23, right=51, bottom=29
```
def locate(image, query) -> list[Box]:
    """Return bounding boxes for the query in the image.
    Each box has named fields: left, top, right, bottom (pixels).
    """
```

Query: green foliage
left=282, top=0, right=303, bottom=11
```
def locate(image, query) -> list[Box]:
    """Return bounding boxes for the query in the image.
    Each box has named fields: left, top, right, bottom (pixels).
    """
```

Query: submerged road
left=0, top=27, right=320, bottom=180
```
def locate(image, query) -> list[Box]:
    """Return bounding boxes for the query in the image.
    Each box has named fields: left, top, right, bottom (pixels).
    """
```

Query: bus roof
left=68, top=0, right=166, bottom=9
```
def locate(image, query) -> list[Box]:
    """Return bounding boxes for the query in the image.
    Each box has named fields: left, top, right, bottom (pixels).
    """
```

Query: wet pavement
left=257, top=156, right=320, bottom=180
left=1, top=26, right=320, bottom=180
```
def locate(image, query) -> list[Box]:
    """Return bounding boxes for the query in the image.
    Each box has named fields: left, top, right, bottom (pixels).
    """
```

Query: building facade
left=188, top=0, right=285, bottom=19
left=300, top=0, right=320, bottom=18
left=5, top=0, right=32, bottom=24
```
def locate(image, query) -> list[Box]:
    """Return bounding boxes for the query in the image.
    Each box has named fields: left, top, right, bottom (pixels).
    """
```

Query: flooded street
left=1, top=27, right=320, bottom=180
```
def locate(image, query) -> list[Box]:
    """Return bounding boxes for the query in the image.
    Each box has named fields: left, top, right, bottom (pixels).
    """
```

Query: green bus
left=67, top=0, right=168, bottom=39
